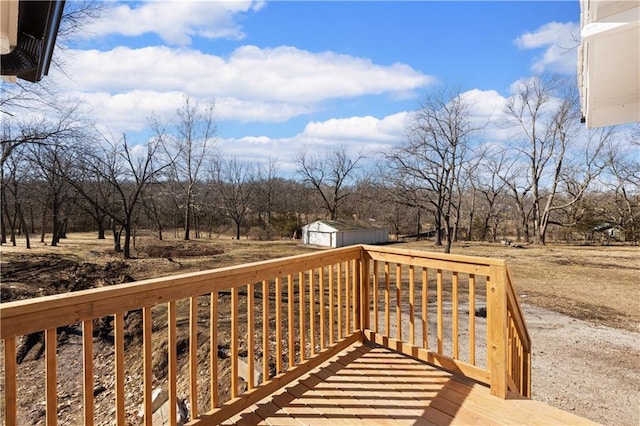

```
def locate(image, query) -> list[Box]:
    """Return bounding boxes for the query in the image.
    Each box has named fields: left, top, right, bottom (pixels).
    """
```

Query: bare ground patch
left=1, top=236, right=639, bottom=424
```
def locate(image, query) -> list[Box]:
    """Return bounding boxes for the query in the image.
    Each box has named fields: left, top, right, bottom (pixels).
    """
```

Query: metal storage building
left=302, top=220, right=389, bottom=248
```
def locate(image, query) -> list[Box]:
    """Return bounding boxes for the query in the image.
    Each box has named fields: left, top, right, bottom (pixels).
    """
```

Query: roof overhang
left=578, top=0, right=640, bottom=128
left=0, top=0, right=66, bottom=83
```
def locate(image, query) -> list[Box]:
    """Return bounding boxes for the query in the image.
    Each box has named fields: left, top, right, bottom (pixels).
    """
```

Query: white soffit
left=579, top=0, right=640, bottom=128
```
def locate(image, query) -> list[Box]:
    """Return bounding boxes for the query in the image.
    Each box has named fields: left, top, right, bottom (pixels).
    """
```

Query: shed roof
left=307, top=219, right=385, bottom=232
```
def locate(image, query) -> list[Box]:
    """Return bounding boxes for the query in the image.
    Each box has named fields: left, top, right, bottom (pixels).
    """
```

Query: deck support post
left=488, top=263, right=508, bottom=398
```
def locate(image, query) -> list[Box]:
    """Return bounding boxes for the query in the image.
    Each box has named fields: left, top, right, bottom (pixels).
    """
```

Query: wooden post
left=168, top=302, right=177, bottom=426
left=189, top=297, right=199, bottom=416
left=298, top=273, right=306, bottom=360
left=210, top=292, right=218, bottom=408
left=4, top=337, right=17, bottom=426
left=263, top=280, right=270, bottom=379
left=114, top=314, right=125, bottom=426
left=488, top=264, right=508, bottom=398
left=46, top=328, right=57, bottom=426
left=468, top=274, right=476, bottom=365
left=82, top=320, right=94, bottom=426
left=275, top=277, right=282, bottom=372
left=143, top=307, right=153, bottom=425
left=231, top=288, right=239, bottom=397
left=360, top=252, right=370, bottom=330
left=248, top=283, right=256, bottom=388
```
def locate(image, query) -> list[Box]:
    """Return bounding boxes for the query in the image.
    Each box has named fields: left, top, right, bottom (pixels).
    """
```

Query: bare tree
left=600, top=129, right=640, bottom=244
left=211, top=157, right=257, bottom=240
left=296, top=146, right=364, bottom=221
left=157, top=97, right=217, bottom=240
left=70, top=132, right=169, bottom=258
left=504, top=76, right=608, bottom=244
left=254, top=157, right=280, bottom=232
left=384, top=87, right=479, bottom=253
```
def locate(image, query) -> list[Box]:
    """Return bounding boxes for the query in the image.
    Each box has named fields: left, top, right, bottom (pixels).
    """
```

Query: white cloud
left=59, top=45, right=431, bottom=103
left=302, top=113, right=409, bottom=143
left=514, top=22, right=580, bottom=74
left=460, top=89, right=507, bottom=122
left=81, top=1, right=261, bottom=45
left=218, top=112, right=413, bottom=176
left=53, top=45, right=432, bottom=131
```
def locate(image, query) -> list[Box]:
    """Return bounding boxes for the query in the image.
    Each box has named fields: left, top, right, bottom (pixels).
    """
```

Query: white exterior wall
left=302, top=221, right=389, bottom=248
left=339, top=228, right=388, bottom=247
left=302, top=221, right=337, bottom=247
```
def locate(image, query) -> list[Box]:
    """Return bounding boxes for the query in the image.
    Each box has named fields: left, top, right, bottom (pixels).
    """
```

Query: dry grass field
left=2, top=233, right=638, bottom=331
left=1, top=233, right=639, bottom=425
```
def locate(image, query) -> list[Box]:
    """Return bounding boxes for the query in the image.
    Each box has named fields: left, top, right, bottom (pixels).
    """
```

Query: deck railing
left=0, top=245, right=530, bottom=425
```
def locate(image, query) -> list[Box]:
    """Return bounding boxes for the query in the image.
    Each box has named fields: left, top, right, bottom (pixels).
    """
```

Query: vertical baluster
left=436, top=270, right=443, bottom=354
left=485, top=275, right=491, bottom=372
left=114, top=313, right=125, bottom=426
left=337, top=262, right=343, bottom=340
left=231, top=288, right=239, bottom=397
left=168, top=302, right=177, bottom=426
left=373, top=260, right=379, bottom=333
left=468, top=274, right=476, bottom=365
left=329, top=264, right=335, bottom=345
left=409, top=265, right=415, bottom=345
left=189, top=297, right=198, bottom=417
left=248, top=283, right=255, bottom=389
left=45, top=328, right=58, bottom=426
left=287, top=275, right=295, bottom=368
left=345, top=261, right=350, bottom=334
left=359, top=256, right=367, bottom=330
left=143, top=307, right=153, bottom=425
left=82, top=320, right=94, bottom=426
left=396, top=264, right=402, bottom=341
left=262, top=280, right=270, bottom=380
left=210, top=291, right=218, bottom=408
left=275, top=277, right=282, bottom=373
left=4, top=337, right=17, bottom=426
left=309, top=270, right=316, bottom=356
left=384, top=262, right=390, bottom=336
left=452, top=272, right=459, bottom=360
left=319, top=267, right=326, bottom=350
left=298, top=273, right=306, bottom=360
left=422, top=268, right=428, bottom=350
left=352, top=259, right=358, bottom=330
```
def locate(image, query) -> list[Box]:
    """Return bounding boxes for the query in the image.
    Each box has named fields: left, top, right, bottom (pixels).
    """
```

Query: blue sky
left=53, top=0, right=582, bottom=174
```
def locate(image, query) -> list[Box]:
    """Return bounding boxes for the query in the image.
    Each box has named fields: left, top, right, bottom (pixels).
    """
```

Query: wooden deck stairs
left=0, top=245, right=598, bottom=425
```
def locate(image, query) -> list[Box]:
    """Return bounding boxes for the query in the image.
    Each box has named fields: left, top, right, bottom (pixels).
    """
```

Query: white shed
left=302, top=220, right=389, bottom=248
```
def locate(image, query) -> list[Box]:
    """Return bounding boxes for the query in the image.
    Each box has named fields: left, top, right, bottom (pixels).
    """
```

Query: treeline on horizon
left=2, top=78, right=639, bottom=258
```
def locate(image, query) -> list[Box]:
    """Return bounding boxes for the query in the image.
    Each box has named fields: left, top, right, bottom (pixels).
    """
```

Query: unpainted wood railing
left=360, top=245, right=531, bottom=398
left=0, top=245, right=530, bottom=425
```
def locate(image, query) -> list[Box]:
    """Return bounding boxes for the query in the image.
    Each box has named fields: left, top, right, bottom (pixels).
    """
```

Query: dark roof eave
left=0, top=0, right=66, bottom=82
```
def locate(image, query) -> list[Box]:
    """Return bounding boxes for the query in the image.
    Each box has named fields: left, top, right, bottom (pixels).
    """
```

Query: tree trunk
left=235, top=221, right=241, bottom=240
left=17, top=203, right=30, bottom=249
left=123, top=224, right=132, bottom=259
left=50, top=193, right=60, bottom=247
left=184, top=194, right=191, bottom=240
left=0, top=210, right=6, bottom=244
left=433, top=211, right=442, bottom=246
left=112, top=221, right=122, bottom=253
left=97, top=217, right=106, bottom=239
left=58, top=218, right=68, bottom=239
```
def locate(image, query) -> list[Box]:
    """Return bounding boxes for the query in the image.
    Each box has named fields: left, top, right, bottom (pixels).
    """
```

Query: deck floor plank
left=230, top=342, right=599, bottom=425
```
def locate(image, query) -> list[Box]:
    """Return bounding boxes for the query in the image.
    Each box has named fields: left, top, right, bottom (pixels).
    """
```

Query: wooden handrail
left=0, top=245, right=363, bottom=339
left=1, top=244, right=532, bottom=425
left=360, top=246, right=531, bottom=400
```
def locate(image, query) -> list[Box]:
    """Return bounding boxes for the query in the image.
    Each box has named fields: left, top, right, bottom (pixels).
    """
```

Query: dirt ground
left=1, top=233, right=639, bottom=425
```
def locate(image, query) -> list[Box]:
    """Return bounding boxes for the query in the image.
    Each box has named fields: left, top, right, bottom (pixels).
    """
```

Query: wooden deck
left=224, top=342, right=598, bottom=426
